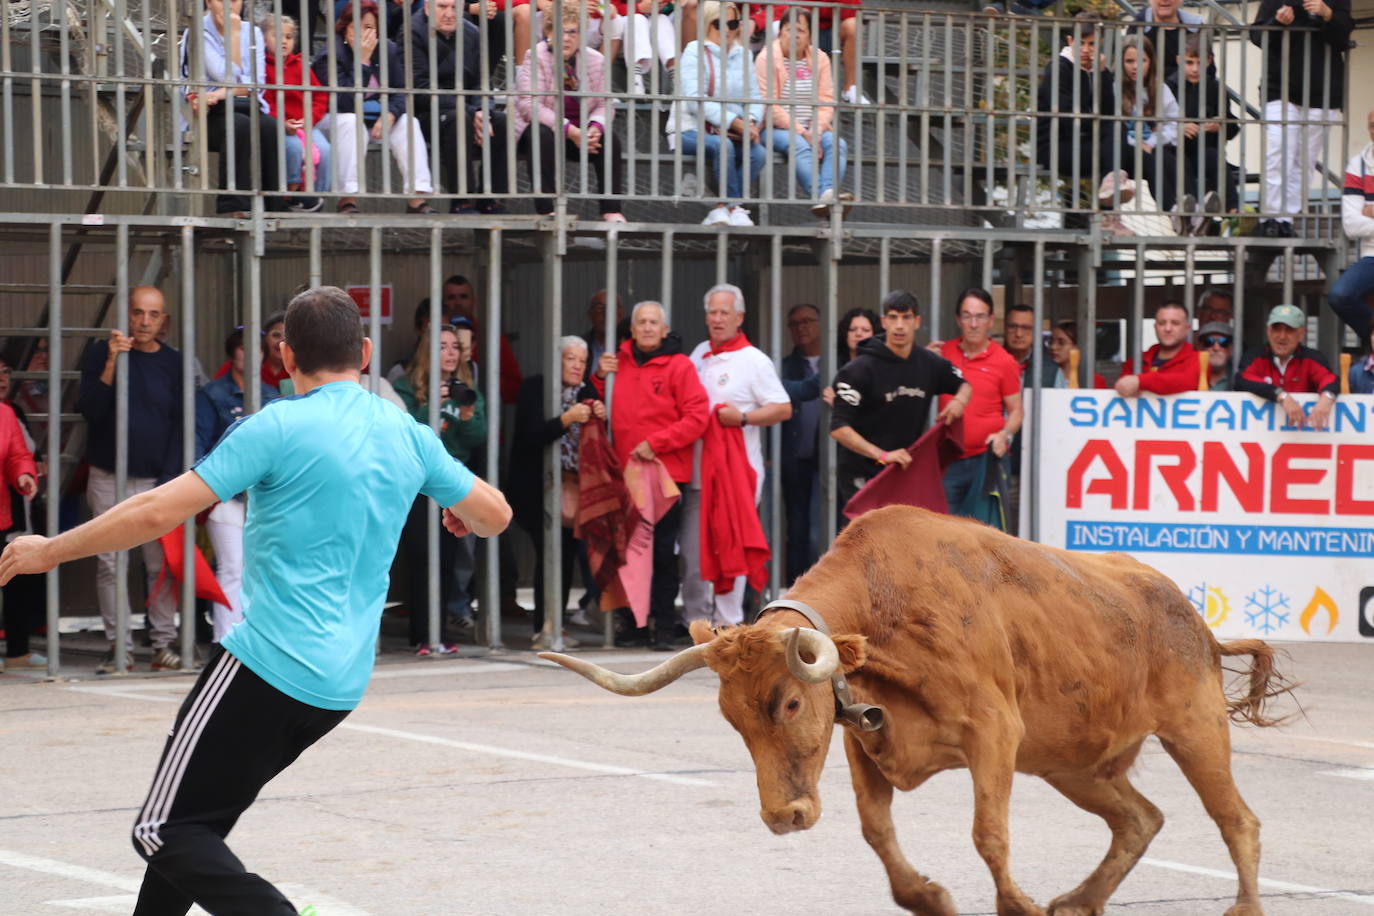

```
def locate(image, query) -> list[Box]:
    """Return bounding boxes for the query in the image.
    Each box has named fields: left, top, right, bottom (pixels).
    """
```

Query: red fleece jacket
left=699, top=404, right=769, bottom=594
left=1120, top=343, right=1201, bottom=395
left=593, top=339, right=709, bottom=484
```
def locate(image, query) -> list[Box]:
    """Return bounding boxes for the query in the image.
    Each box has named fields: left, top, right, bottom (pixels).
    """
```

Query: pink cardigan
left=754, top=40, right=835, bottom=135
left=513, top=42, right=611, bottom=141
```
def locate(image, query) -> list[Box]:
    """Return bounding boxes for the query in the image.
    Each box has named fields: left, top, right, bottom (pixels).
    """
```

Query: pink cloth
left=619, top=457, right=679, bottom=627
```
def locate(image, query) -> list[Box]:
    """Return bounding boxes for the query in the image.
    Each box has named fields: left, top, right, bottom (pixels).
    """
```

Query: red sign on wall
left=346, top=284, right=393, bottom=325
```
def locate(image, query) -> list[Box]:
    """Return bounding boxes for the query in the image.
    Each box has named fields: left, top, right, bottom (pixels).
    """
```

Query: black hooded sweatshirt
left=829, top=335, right=965, bottom=480
left=1249, top=0, right=1353, bottom=110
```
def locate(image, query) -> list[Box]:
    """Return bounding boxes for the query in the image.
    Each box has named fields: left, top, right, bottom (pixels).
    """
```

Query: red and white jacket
left=1343, top=142, right=1374, bottom=261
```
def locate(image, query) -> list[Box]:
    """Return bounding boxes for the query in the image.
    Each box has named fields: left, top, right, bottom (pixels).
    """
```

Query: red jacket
left=1120, top=343, right=1201, bottom=395
left=0, top=402, right=36, bottom=531
left=699, top=404, right=768, bottom=594
left=1235, top=344, right=1339, bottom=400
left=264, top=52, right=329, bottom=126
left=592, top=338, right=709, bottom=484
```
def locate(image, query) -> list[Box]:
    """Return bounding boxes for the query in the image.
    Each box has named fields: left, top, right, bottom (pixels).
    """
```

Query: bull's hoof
left=1047, top=896, right=1104, bottom=916
left=895, top=880, right=957, bottom=916
left=1223, top=904, right=1264, bottom=916
left=996, top=894, right=1046, bottom=916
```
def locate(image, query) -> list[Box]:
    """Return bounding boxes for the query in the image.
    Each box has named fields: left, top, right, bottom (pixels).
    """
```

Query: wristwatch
left=1274, top=388, right=1287, bottom=403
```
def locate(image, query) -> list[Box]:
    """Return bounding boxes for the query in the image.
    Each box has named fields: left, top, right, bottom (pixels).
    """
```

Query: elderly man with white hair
left=681, top=283, right=791, bottom=628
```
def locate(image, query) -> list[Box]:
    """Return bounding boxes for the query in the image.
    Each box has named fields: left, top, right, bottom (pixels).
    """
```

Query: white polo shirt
left=688, top=339, right=791, bottom=499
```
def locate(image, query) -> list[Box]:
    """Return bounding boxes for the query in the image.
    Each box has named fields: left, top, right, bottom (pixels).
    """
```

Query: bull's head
left=540, top=620, right=869, bottom=836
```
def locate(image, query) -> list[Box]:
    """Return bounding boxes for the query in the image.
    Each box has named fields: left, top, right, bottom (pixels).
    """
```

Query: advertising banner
left=1031, top=389, right=1374, bottom=643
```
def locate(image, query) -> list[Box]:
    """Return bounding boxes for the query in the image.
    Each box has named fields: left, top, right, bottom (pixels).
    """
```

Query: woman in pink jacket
left=514, top=5, right=627, bottom=221
left=0, top=392, right=39, bottom=671
left=755, top=8, right=850, bottom=216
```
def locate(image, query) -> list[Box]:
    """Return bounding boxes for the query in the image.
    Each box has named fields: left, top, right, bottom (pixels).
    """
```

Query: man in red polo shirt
left=937, top=288, right=1024, bottom=518
left=1115, top=301, right=1201, bottom=396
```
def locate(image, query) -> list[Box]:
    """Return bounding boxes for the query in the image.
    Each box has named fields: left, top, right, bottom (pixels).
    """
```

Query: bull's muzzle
left=762, top=798, right=820, bottom=835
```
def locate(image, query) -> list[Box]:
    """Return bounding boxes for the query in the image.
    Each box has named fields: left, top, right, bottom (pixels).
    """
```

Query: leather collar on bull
left=756, top=599, right=886, bottom=732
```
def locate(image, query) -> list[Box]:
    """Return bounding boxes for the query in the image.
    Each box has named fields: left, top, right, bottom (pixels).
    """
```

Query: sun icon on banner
left=1187, top=584, right=1231, bottom=628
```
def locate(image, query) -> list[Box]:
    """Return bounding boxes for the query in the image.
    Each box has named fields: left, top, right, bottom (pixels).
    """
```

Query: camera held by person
left=446, top=378, right=477, bottom=407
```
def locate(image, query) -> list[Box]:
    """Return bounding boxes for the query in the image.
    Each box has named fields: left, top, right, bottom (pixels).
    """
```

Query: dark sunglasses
left=715, top=17, right=741, bottom=29
left=1200, top=335, right=1232, bottom=348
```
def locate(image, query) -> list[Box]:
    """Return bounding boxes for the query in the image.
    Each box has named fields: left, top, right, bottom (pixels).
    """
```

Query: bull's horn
left=538, top=644, right=711, bottom=696
left=783, top=627, right=840, bottom=684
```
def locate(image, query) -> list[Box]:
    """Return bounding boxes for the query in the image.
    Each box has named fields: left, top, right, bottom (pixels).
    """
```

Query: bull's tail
left=1218, top=639, right=1299, bottom=728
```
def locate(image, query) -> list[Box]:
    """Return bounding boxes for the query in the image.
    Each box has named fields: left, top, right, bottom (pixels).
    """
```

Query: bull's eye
left=785, top=698, right=801, bottom=714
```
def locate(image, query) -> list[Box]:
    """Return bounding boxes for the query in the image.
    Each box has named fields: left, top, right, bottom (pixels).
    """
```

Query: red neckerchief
left=708, top=332, right=751, bottom=357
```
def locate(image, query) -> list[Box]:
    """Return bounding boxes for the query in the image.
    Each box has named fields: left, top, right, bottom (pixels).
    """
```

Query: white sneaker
left=726, top=206, right=755, bottom=227
left=842, top=85, right=871, bottom=105
left=810, top=188, right=836, bottom=218
left=702, top=204, right=732, bottom=226
left=568, top=608, right=593, bottom=628
left=631, top=70, right=647, bottom=95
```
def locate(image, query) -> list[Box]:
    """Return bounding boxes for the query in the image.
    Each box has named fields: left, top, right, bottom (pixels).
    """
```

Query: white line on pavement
left=341, top=721, right=716, bottom=786
left=1317, top=767, right=1374, bottom=781
left=1140, top=857, right=1374, bottom=906
left=0, top=849, right=139, bottom=893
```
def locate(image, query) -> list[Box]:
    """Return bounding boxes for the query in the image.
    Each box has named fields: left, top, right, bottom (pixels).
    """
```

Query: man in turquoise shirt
left=0, top=287, right=511, bottom=915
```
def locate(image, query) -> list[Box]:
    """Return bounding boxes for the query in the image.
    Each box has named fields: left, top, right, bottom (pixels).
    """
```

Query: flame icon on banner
left=1300, top=588, right=1338, bottom=636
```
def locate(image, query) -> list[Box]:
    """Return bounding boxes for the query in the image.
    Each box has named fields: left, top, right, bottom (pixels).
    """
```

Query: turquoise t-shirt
left=193, top=380, right=475, bottom=710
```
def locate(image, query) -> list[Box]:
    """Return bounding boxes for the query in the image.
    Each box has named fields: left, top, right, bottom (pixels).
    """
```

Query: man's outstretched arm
left=0, top=471, right=218, bottom=584
left=442, top=476, right=513, bottom=539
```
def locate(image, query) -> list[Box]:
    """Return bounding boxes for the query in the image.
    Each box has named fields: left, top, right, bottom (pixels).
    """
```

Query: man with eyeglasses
left=937, top=288, right=1024, bottom=524
left=779, top=303, right=822, bottom=582
left=1196, top=321, right=1236, bottom=391
left=1001, top=303, right=1037, bottom=379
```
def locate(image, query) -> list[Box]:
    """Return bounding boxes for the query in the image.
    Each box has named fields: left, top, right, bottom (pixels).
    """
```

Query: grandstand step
left=0, top=327, right=113, bottom=337
left=0, top=284, right=117, bottom=295
left=24, top=413, right=84, bottom=423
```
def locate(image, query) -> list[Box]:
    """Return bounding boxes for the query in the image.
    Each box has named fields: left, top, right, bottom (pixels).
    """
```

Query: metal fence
left=0, top=0, right=1355, bottom=229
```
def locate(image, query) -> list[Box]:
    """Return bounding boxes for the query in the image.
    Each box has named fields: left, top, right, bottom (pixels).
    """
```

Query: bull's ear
left=689, top=620, right=716, bottom=645
left=832, top=633, right=869, bottom=673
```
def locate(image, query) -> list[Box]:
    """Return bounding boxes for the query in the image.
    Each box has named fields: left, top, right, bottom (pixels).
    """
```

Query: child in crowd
left=1170, top=33, right=1240, bottom=233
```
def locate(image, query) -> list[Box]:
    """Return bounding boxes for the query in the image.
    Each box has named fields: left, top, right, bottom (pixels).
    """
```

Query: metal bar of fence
left=818, top=236, right=837, bottom=547
left=114, top=223, right=131, bottom=674
left=768, top=233, right=783, bottom=600
left=427, top=227, right=441, bottom=650
left=180, top=226, right=196, bottom=668
left=542, top=231, right=562, bottom=650
left=28, top=0, right=43, bottom=184
left=45, top=223, right=62, bottom=677
left=58, top=0, right=73, bottom=187
left=485, top=228, right=503, bottom=650
left=1, top=0, right=11, bottom=184
left=1028, top=238, right=1045, bottom=543
left=599, top=226, right=617, bottom=649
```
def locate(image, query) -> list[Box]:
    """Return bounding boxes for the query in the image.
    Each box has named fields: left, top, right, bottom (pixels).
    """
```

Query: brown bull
left=542, top=506, right=1292, bottom=916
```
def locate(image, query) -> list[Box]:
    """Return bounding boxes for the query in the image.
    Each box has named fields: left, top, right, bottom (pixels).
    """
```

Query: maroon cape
left=843, top=422, right=964, bottom=520
left=574, top=416, right=631, bottom=610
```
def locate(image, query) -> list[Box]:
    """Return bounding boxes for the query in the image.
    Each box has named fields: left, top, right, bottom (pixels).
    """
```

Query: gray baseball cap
left=1197, top=321, right=1234, bottom=340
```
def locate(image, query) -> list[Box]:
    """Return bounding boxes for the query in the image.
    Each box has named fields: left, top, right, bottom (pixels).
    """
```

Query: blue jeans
left=679, top=130, right=767, bottom=202
left=1329, top=256, right=1374, bottom=341
left=943, top=453, right=985, bottom=512
left=767, top=129, right=847, bottom=197
left=283, top=126, right=333, bottom=192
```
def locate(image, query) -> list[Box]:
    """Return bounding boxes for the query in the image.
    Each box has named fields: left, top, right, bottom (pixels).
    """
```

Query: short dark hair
left=1065, top=12, right=1099, bottom=44
left=780, top=7, right=812, bottom=31
left=443, top=274, right=471, bottom=290
left=1054, top=320, right=1080, bottom=346
left=1182, top=32, right=1212, bottom=60
left=956, top=287, right=994, bottom=316
left=1008, top=303, right=1034, bottom=317
left=788, top=303, right=820, bottom=319
left=263, top=310, right=286, bottom=333
left=414, top=298, right=431, bottom=331
left=284, top=286, right=364, bottom=375
left=224, top=327, right=244, bottom=359
left=1157, top=300, right=1189, bottom=320
left=880, top=289, right=919, bottom=315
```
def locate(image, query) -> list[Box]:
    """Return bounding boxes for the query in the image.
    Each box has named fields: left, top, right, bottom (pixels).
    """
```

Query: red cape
left=843, top=423, right=965, bottom=520
left=574, top=415, right=631, bottom=610
left=699, top=405, right=769, bottom=593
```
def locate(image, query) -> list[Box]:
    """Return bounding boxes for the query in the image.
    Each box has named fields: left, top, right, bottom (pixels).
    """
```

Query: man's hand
left=1278, top=392, right=1306, bottom=427
left=562, top=402, right=593, bottom=426
left=936, top=397, right=966, bottom=425
left=716, top=406, right=745, bottom=427
left=632, top=440, right=656, bottom=461
left=1309, top=395, right=1335, bottom=431
left=1114, top=374, right=1141, bottom=398
left=1365, top=203, right=1374, bottom=218
left=1203, top=121, right=1221, bottom=133
left=821, top=385, right=834, bottom=406
left=591, top=400, right=606, bottom=420
left=1275, top=4, right=1295, bottom=24
left=1301, top=0, right=1331, bottom=19
left=16, top=474, right=36, bottom=498
left=370, top=111, right=395, bottom=141
left=596, top=353, right=618, bottom=378
left=877, top=448, right=912, bottom=469
left=442, top=507, right=473, bottom=538
left=108, top=329, right=134, bottom=357
left=0, top=535, right=55, bottom=586
left=1183, top=122, right=1200, bottom=139
left=986, top=429, right=1011, bottom=458
left=925, top=339, right=943, bottom=353
left=473, top=110, right=491, bottom=146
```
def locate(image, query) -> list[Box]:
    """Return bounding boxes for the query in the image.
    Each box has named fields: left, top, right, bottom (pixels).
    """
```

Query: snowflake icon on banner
left=1244, top=585, right=1290, bottom=634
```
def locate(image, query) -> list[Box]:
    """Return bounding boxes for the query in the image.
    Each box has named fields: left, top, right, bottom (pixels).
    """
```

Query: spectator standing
left=937, top=289, right=1024, bottom=519
left=312, top=0, right=436, bottom=214
left=612, top=0, right=677, bottom=95
left=1118, top=35, right=1180, bottom=214
left=1115, top=301, right=1201, bottom=397
left=1002, top=303, right=1037, bottom=379
left=780, top=303, right=821, bottom=582
left=580, top=289, right=629, bottom=375
left=409, top=0, right=511, bottom=215
left=195, top=328, right=280, bottom=643
left=669, top=0, right=768, bottom=227
left=259, top=12, right=332, bottom=198
left=681, top=284, right=791, bottom=627
left=1170, top=35, right=1241, bottom=224
left=591, top=301, right=708, bottom=649
left=443, top=274, right=524, bottom=405
left=1329, top=107, right=1374, bottom=340
left=1348, top=325, right=1374, bottom=394
left=394, top=322, right=488, bottom=649
left=213, top=311, right=290, bottom=389
left=77, top=287, right=185, bottom=674
left=1250, top=0, right=1354, bottom=238
left=508, top=337, right=605, bottom=649
left=821, top=306, right=878, bottom=406
left=1130, top=0, right=1203, bottom=84
left=756, top=9, right=850, bottom=215
left=829, top=290, right=970, bottom=510
left=1236, top=304, right=1338, bottom=428
left=0, top=361, right=40, bottom=673
left=513, top=6, right=628, bottom=221
left=1044, top=321, right=1108, bottom=389
left=180, top=0, right=286, bottom=216
left=1196, top=287, right=1235, bottom=326
left=0, top=287, right=511, bottom=914
left=1196, top=321, right=1236, bottom=391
